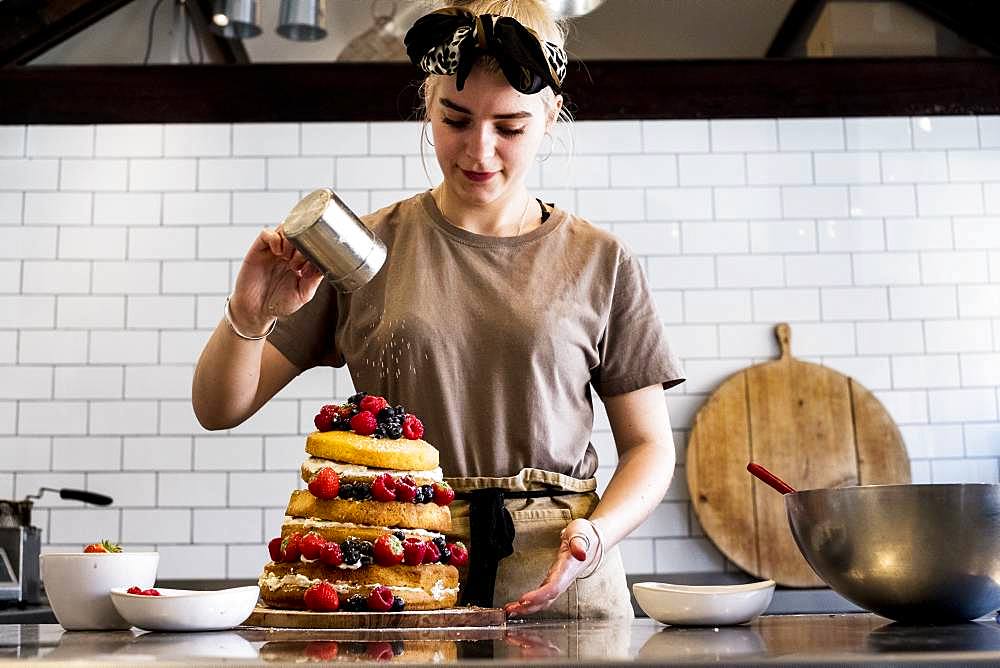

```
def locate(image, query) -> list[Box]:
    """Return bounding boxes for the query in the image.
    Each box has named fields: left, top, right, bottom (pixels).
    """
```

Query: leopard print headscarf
left=404, top=7, right=567, bottom=95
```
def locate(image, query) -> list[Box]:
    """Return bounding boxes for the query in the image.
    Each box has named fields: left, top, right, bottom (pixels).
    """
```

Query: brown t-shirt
left=268, top=191, right=685, bottom=479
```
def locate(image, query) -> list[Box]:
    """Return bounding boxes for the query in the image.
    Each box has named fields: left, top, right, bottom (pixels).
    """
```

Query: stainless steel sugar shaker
left=280, top=188, right=387, bottom=293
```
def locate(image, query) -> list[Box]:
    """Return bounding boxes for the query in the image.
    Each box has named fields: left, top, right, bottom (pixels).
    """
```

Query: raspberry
left=299, top=531, right=326, bottom=561
left=370, top=473, right=397, bottom=502
left=303, top=581, right=340, bottom=612
left=350, top=411, right=378, bottom=436
left=319, top=540, right=343, bottom=567
left=359, top=395, right=389, bottom=416
left=422, top=539, right=441, bottom=564
left=402, top=537, right=426, bottom=566
left=402, top=414, right=424, bottom=440
left=372, top=533, right=404, bottom=567
left=280, top=532, right=302, bottom=562
left=267, top=536, right=283, bottom=562
left=394, top=476, right=417, bottom=503
left=367, top=642, right=395, bottom=660
left=367, top=585, right=395, bottom=613
left=448, top=542, right=469, bottom=567
left=304, top=642, right=340, bottom=661
left=308, top=467, right=340, bottom=500
left=313, top=404, right=339, bottom=432
left=432, top=481, right=455, bottom=506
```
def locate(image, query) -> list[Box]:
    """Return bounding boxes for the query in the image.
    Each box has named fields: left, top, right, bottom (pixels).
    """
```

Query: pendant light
left=545, top=0, right=605, bottom=17
left=277, top=0, right=327, bottom=41
left=211, top=0, right=262, bottom=38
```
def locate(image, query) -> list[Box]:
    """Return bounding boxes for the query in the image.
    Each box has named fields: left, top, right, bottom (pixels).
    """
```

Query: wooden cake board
left=244, top=605, right=506, bottom=630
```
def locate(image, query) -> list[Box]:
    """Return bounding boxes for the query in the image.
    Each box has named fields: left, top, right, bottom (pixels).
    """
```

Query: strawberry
left=142, top=588, right=160, bottom=596
left=372, top=533, right=404, bottom=567
left=370, top=472, right=397, bottom=502
left=303, top=581, right=340, bottom=612
left=280, top=532, right=303, bottom=562
left=304, top=641, right=339, bottom=661
left=402, top=414, right=424, bottom=440
left=447, top=542, right=469, bottom=567
left=359, top=395, right=389, bottom=416
left=367, top=585, right=395, bottom=612
left=127, top=586, right=143, bottom=594
left=402, top=537, right=426, bottom=566
left=267, top=536, right=283, bottom=562
left=319, top=540, right=343, bottom=567
left=313, top=404, right=340, bottom=431
left=83, top=539, right=121, bottom=553
left=299, top=531, right=326, bottom=561
left=394, top=476, right=417, bottom=503
left=432, top=481, right=455, bottom=506
left=308, top=467, right=340, bottom=500
left=422, top=539, right=441, bottom=564
left=350, top=411, right=378, bottom=436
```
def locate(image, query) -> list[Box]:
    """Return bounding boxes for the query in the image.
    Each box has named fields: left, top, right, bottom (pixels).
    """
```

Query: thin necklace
left=435, top=189, right=534, bottom=237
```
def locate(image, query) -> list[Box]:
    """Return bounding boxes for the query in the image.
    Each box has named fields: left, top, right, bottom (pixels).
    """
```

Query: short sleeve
left=590, top=253, right=685, bottom=397
left=267, top=280, right=346, bottom=370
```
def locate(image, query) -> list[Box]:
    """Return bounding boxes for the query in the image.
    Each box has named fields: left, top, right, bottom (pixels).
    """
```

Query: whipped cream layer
left=302, top=457, right=443, bottom=481
left=284, top=516, right=445, bottom=541
left=260, top=573, right=459, bottom=601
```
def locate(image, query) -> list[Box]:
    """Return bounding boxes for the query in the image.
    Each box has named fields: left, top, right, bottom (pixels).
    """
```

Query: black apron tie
left=455, top=487, right=579, bottom=608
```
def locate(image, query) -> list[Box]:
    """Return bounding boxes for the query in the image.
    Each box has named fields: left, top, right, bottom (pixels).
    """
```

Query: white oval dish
left=109, top=586, right=260, bottom=632
left=41, top=552, right=159, bottom=631
left=632, top=580, right=775, bottom=626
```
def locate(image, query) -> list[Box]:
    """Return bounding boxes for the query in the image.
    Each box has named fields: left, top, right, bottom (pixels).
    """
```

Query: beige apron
left=445, top=468, right=634, bottom=620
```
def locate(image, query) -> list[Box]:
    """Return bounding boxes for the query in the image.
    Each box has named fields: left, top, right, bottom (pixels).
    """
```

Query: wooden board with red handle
left=686, top=323, right=911, bottom=587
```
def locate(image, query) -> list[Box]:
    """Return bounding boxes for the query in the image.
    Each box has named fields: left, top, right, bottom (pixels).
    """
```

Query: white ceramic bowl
left=109, top=586, right=260, bottom=632
left=41, top=552, right=159, bottom=631
left=632, top=580, right=775, bottom=626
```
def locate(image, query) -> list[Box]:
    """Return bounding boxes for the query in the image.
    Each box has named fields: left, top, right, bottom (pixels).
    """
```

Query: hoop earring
left=537, top=132, right=553, bottom=163
left=421, top=122, right=435, bottom=147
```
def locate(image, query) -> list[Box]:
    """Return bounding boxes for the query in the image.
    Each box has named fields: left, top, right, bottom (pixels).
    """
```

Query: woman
left=192, top=0, right=684, bottom=619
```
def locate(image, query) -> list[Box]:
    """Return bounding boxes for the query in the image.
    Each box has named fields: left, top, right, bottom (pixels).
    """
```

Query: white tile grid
left=5, top=117, right=999, bottom=578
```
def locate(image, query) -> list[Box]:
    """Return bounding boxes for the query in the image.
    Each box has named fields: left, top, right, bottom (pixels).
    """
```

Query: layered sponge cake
left=258, top=393, right=466, bottom=613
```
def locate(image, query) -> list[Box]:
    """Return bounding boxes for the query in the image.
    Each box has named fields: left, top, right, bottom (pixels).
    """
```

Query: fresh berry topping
left=280, top=532, right=303, bottom=562
left=448, top=541, right=469, bottom=567
left=318, top=540, right=343, bottom=567
left=392, top=530, right=406, bottom=542
left=432, top=482, right=455, bottom=506
left=343, top=594, right=368, bottom=612
left=370, top=472, right=397, bottom=502
left=359, top=395, right=389, bottom=416
left=350, top=411, right=378, bottom=436
left=339, top=541, right=362, bottom=567
left=127, top=586, right=159, bottom=596
left=127, top=586, right=142, bottom=594
left=303, top=581, right=340, bottom=612
left=83, top=539, right=121, bottom=553
left=373, top=534, right=405, bottom=567
left=267, top=536, right=283, bottom=562
left=313, top=404, right=339, bottom=432
left=394, top=476, right=417, bottom=503
left=308, top=467, right=341, bottom=500
left=299, top=531, right=327, bottom=561
left=367, top=585, right=395, bottom=612
left=414, top=484, right=434, bottom=504
left=347, top=392, right=368, bottom=406
left=390, top=596, right=406, bottom=612
left=402, top=537, right=427, bottom=566
left=422, top=539, right=441, bottom=564
left=402, top=414, right=424, bottom=440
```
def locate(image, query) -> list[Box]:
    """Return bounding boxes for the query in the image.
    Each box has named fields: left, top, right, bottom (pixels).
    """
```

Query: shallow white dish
left=109, top=586, right=260, bottom=632
left=41, top=552, right=159, bottom=631
left=632, top=580, right=775, bottom=626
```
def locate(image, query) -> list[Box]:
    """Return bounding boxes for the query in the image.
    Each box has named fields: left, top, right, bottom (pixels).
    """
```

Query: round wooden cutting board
left=686, top=323, right=911, bottom=588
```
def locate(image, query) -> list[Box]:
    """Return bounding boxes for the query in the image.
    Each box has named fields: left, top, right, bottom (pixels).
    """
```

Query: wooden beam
left=0, top=0, right=138, bottom=67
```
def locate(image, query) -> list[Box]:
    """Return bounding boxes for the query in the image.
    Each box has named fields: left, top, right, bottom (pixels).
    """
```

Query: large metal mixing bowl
left=785, top=483, right=1000, bottom=623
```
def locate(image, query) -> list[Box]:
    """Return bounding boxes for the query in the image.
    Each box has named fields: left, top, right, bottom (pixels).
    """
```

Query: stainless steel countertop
left=3, top=614, right=1000, bottom=665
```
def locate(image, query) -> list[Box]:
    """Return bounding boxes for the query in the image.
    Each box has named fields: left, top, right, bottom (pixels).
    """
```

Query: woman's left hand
left=503, top=518, right=600, bottom=617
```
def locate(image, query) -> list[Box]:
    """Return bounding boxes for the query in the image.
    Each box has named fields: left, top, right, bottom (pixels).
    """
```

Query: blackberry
left=432, top=536, right=447, bottom=551
left=390, top=596, right=405, bottom=613
left=413, top=488, right=426, bottom=504
left=343, top=594, right=367, bottom=612
left=392, top=530, right=405, bottom=542
left=377, top=407, right=395, bottom=423
left=420, top=485, right=434, bottom=503
left=384, top=425, right=403, bottom=439
left=354, top=483, right=372, bottom=501
left=340, top=541, right=362, bottom=566
left=347, top=392, right=368, bottom=406
left=331, top=420, right=351, bottom=431
left=438, top=545, right=451, bottom=563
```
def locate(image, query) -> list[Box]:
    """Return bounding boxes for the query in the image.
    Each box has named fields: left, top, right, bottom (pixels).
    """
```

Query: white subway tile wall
left=5, top=117, right=999, bottom=579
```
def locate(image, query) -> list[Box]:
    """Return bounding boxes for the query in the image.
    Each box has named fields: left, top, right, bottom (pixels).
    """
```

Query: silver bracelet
left=224, top=296, right=277, bottom=341
left=576, top=519, right=608, bottom=580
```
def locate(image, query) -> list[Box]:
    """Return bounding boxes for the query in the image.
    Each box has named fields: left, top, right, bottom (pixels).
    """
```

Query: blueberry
left=339, top=483, right=355, bottom=500
left=439, top=545, right=451, bottom=563
left=390, top=596, right=405, bottom=612
left=420, top=485, right=434, bottom=501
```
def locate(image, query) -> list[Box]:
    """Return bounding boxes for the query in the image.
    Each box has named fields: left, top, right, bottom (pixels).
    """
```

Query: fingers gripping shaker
left=280, top=188, right=387, bottom=293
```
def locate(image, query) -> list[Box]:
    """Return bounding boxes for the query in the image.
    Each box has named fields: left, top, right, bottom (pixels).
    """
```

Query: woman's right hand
left=228, top=226, right=324, bottom=336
